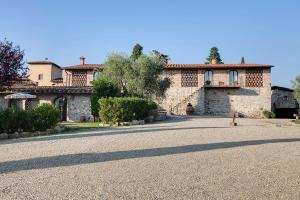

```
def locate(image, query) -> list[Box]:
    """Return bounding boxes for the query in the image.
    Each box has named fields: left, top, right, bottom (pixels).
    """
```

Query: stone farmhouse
left=0, top=56, right=281, bottom=121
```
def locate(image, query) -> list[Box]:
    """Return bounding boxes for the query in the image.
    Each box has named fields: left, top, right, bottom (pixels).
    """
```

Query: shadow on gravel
left=0, top=125, right=228, bottom=145
left=1, top=138, right=299, bottom=174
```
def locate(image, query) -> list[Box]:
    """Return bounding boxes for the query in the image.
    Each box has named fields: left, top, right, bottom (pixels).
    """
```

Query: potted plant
left=205, top=80, right=211, bottom=85
left=186, top=103, right=194, bottom=115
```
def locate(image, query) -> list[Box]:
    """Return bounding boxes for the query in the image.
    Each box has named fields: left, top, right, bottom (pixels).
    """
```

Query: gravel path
left=0, top=117, right=299, bottom=200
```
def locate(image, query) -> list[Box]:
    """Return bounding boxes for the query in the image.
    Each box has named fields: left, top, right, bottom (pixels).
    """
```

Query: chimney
left=80, top=56, right=85, bottom=65
left=211, top=58, right=217, bottom=64
left=167, top=58, right=172, bottom=64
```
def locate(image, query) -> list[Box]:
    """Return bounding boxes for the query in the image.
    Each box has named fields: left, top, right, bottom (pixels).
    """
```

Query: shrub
left=99, top=97, right=149, bottom=124
left=147, top=99, right=158, bottom=111
left=262, top=110, right=276, bottom=119
left=0, top=103, right=60, bottom=133
left=32, top=104, right=60, bottom=131
left=91, top=78, right=119, bottom=119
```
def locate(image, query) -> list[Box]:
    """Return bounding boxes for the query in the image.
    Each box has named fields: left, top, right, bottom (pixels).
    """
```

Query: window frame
left=38, top=74, right=43, bottom=80
left=204, top=70, right=213, bottom=84
left=229, top=70, right=238, bottom=85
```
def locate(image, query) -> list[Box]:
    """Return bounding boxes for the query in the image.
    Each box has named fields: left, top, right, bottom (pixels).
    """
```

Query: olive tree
left=101, top=47, right=171, bottom=98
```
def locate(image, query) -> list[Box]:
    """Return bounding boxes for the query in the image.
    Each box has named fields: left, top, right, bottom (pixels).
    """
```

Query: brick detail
left=72, top=71, right=87, bottom=86
left=181, top=70, right=198, bottom=87
left=246, top=70, right=263, bottom=87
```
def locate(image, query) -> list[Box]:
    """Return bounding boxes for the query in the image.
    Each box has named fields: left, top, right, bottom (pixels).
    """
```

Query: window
left=229, top=70, right=238, bottom=85
left=93, top=70, right=101, bottom=80
left=181, top=70, right=198, bottom=87
left=38, top=74, right=43, bottom=80
left=204, top=70, right=213, bottom=84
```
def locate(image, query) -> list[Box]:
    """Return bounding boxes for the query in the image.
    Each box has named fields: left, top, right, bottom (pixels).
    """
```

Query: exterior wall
left=29, top=64, right=53, bottom=86
left=0, top=96, right=8, bottom=109
left=86, top=70, right=94, bottom=86
left=205, top=87, right=271, bottom=117
left=51, top=65, right=63, bottom=80
left=271, top=89, right=298, bottom=110
left=159, top=68, right=272, bottom=117
left=63, top=69, right=93, bottom=86
left=67, top=95, right=93, bottom=122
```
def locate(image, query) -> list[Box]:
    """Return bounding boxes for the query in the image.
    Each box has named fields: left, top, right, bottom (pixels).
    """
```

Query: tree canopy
left=0, top=39, right=27, bottom=88
left=101, top=46, right=171, bottom=98
left=205, top=47, right=223, bottom=64
left=152, top=50, right=169, bottom=64
left=241, top=57, right=245, bottom=64
left=130, top=43, right=143, bottom=60
left=293, top=75, right=300, bottom=105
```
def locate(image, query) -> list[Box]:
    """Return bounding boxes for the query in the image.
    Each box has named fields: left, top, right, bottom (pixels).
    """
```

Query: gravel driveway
left=0, top=117, right=299, bottom=200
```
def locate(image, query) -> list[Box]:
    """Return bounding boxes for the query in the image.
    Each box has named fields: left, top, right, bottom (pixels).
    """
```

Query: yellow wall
left=29, top=64, right=62, bottom=86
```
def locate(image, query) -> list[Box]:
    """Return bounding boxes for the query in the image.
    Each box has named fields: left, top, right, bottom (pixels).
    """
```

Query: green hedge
left=91, top=78, right=119, bottom=119
left=99, top=97, right=156, bottom=124
left=0, top=103, right=60, bottom=133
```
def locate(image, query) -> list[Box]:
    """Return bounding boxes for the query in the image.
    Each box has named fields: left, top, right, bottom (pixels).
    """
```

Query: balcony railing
left=204, top=81, right=240, bottom=88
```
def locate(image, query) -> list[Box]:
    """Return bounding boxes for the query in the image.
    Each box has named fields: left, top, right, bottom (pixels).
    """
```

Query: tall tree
left=0, top=39, right=27, bottom=88
left=241, top=57, right=245, bottom=64
left=131, top=43, right=143, bottom=60
left=152, top=50, right=169, bottom=64
left=205, top=47, right=224, bottom=64
left=293, top=75, right=300, bottom=105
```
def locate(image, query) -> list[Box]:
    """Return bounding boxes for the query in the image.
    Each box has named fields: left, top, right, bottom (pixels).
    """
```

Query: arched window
left=229, top=70, right=238, bottom=85
left=204, top=70, right=213, bottom=85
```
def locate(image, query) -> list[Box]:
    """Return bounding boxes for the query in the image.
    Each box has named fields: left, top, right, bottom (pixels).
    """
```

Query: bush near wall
left=98, top=97, right=157, bottom=124
left=262, top=110, right=276, bottom=119
left=0, top=103, right=60, bottom=133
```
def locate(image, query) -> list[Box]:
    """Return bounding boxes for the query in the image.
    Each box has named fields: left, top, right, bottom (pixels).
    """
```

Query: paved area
left=0, top=117, right=299, bottom=200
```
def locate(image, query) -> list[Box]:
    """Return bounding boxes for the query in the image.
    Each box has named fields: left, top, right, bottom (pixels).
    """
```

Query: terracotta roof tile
left=164, top=64, right=273, bottom=69
left=1, top=86, right=94, bottom=94
left=64, top=63, right=273, bottom=70
left=64, top=64, right=104, bottom=70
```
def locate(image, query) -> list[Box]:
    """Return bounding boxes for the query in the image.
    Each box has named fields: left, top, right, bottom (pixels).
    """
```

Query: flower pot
left=186, top=103, right=194, bottom=115
left=80, top=116, right=86, bottom=123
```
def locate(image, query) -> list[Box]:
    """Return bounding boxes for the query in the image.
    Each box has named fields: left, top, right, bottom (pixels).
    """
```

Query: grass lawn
left=60, top=122, right=104, bottom=132
left=292, top=120, right=300, bottom=125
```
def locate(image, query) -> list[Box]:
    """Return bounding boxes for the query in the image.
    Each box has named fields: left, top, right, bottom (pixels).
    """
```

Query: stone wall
left=205, top=87, right=271, bottom=117
left=271, top=89, right=298, bottom=110
left=67, top=95, right=93, bottom=122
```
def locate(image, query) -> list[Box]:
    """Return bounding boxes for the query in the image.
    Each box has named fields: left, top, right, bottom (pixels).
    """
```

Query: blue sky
left=0, top=0, right=299, bottom=87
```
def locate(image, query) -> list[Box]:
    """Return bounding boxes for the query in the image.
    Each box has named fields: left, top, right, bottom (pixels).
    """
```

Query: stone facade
left=271, top=87, right=299, bottom=110
left=66, top=95, right=93, bottom=122
left=0, top=92, right=93, bottom=122
left=159, top=68, right=272, bottom=118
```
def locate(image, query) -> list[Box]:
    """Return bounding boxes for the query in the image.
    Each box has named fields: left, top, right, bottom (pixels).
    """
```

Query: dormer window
left=229, top=70, right=238, bottom=85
